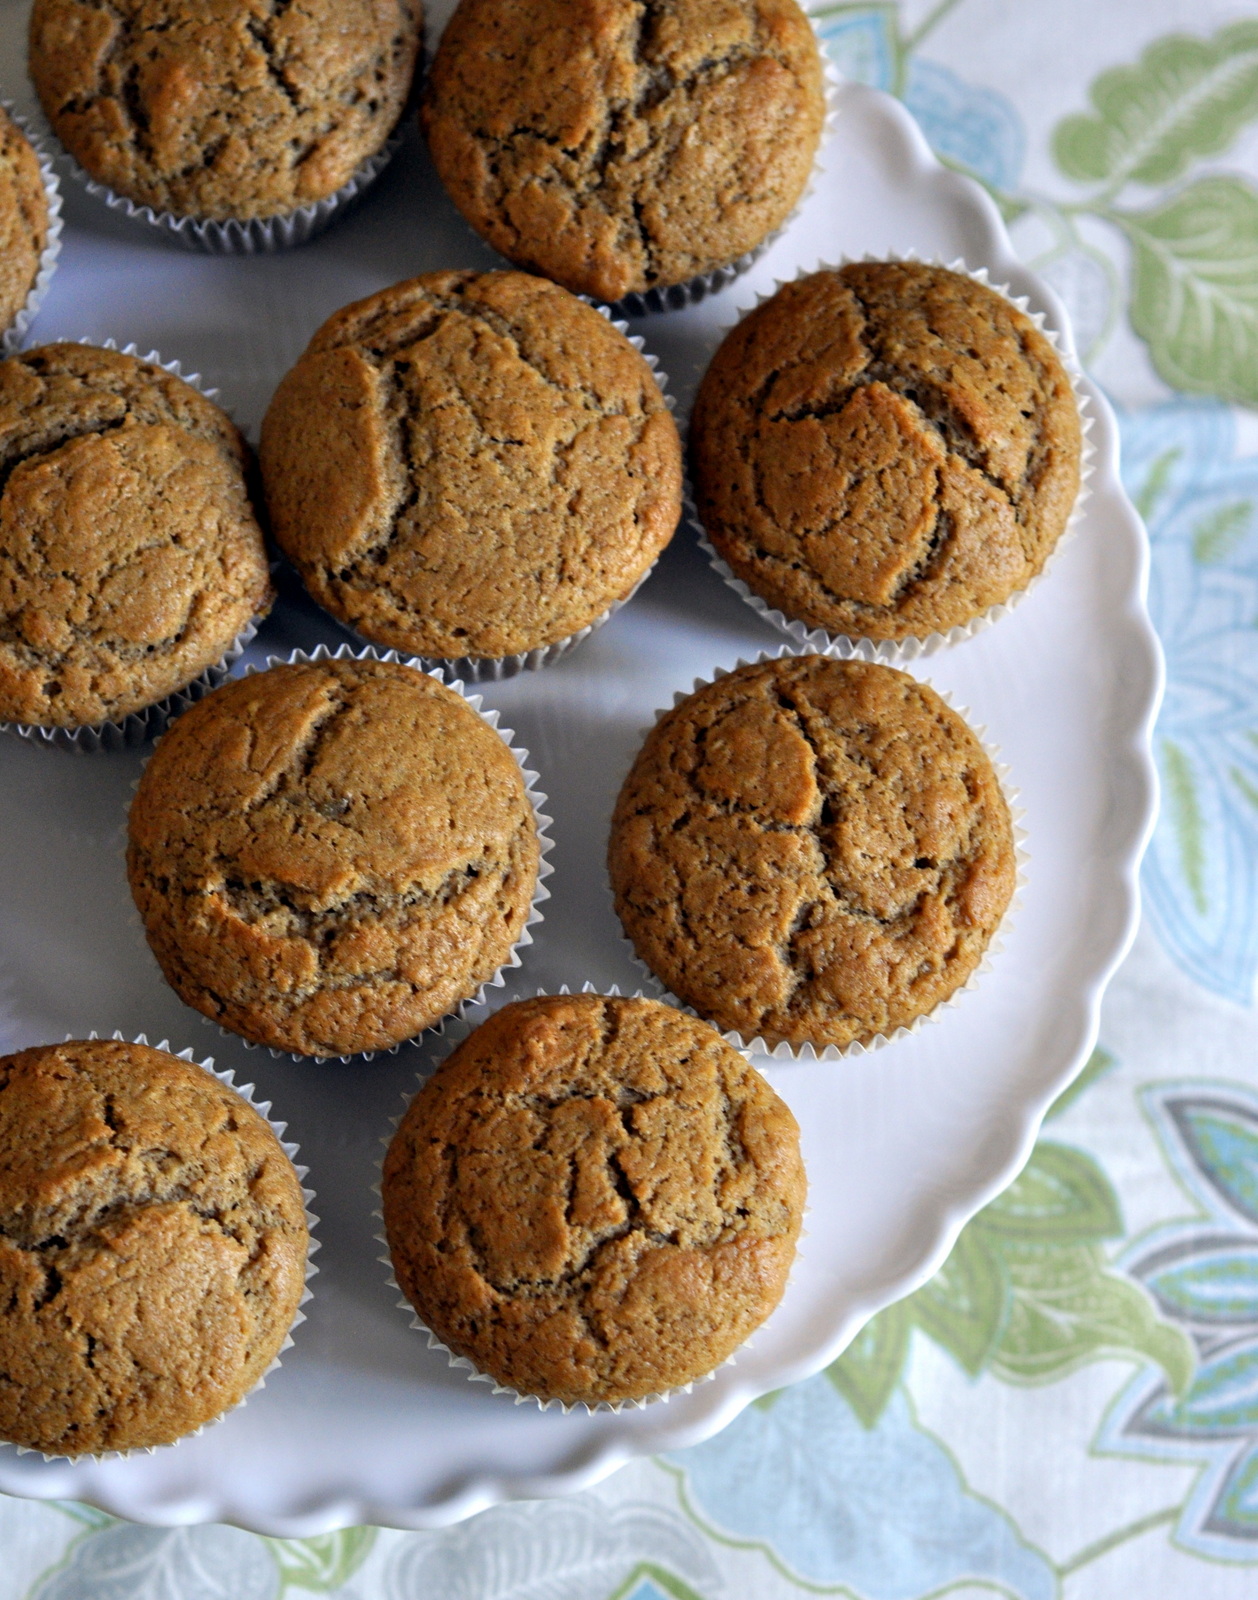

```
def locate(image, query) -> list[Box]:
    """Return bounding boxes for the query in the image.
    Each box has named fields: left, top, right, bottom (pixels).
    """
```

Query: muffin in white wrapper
left=0, top=1031, right=318, bottom=1461
left=608, top=647, right=1027, bottom=1062
left=374, top=986, right=807, bottom=1412
left=0, top=100, right=63, bottom=355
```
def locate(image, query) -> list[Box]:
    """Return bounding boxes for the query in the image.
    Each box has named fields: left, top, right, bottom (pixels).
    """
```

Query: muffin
left=127, top=656, right=541, bottom=1058
left=0, top=106, right=50, bottom=345
left=0, top=1038, right=309, bottom=1457
left=422, top=0, right=825, bottom=305
left=382, top=993, right=805, bottom=1407
left=0, top=344, right=272, bottom=732
left=609, top=655, right=1016, bottom=1050
left=28, top=0, right=421, bottom=222
left=691, top=262, right=1083, bottom=642
left=260, top=270, right=681, bottom=663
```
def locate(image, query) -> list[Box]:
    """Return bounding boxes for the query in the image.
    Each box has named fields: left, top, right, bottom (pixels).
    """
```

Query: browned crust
left=0, top=106, right=49, bottom=339
left=29, top=0, right=422, bottom=220
left=382, top=994, right=805, bottom=1405
left=259, top=269, right=682, bottom=660
left=0, top=1039, right=309, bottom=1456
left=691, top=262, right=1083, bottom=640
left=608, top=655, right=1017, bottom=1048
left=127, top=658, right=541, bottom=1058
left=421, top=0, right=825, bottom=302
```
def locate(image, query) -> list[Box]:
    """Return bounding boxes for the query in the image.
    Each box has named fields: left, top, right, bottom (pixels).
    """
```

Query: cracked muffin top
left=260, top=270, right=682, bottom=662
left=382, top=993, right=805, bottom=1406
left=0, top=107, right=50, bottom=343
left=127, top=657, right=540, bottom=1058
left=0, top=1038, right=309, bottom=1456
left=0, top=344, right=272, bottom=730
left=609, top=655, right=1016, bottom=1050
left=28, top=0, right=421, bottom=221
left=691, top=262, right=1083, bottom=641
left=421, top=0, right=825, bottom=304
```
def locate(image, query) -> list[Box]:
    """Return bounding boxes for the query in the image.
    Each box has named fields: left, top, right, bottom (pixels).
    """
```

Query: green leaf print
left=1161, top=737, right=1208, bottom=916
left=1046, top=1047, right=1116, bottom=1121
left=264, top=1529, right=376, bottom=1593
left=973, top=1141, right=1121, bottom=1242
left=608, top=1564, right=708, bottom=1600
left=826, top=1298, right=911, bottom=1427
left=910, top=1226, right=1007, bottom=1376
left=1192, top=499, right=1254, bottom=564
left=1119, top=176, right=1258, bottom=405
left=1052, top=23, right=1258, bottom=189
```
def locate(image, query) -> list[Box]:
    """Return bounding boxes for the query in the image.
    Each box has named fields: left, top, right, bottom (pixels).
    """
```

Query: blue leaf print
left=1217, top=1444, right=1258, bottom=1537
left=1120, top=401, right=1258, bottom=1005
left=815, top=11, right=897, bottom=91
left=1170, top=1100, right=1258, bottom=1227
left=1142, top=1337, right=1258, bottom=1436
left=1147, top=1241, right=1258, bottom=1324
left=903, top=61, right=1025, bottom=190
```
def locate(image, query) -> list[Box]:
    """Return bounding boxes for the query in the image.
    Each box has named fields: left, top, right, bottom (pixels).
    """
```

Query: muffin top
left=422, top=0, right=825, bottom=304
left=382, top=993, right=805, bottom=1406
left=261, top=271, right=681, bottom=662
left=0, top=107, right=49, bottom=341
left=691, top=262, right=1083, bottom=641
left=0, top=344, right=272, bottom=729
left=609, top=655, right=1016, bottom=1049
left=127, top=658, right=540, bottom=1058
left=28, top=0, right=421, bottom=221
left=0, top=1038, right=309, bottom=1456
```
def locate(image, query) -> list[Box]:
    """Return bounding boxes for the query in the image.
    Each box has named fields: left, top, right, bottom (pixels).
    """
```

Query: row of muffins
left=0, top=257, right=1082, bottom=738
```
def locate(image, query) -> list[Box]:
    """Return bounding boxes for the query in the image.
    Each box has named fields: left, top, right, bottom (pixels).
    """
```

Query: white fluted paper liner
left=605, top=8, right=843, bottom=317
left=691, top=255, right=1095, bottom=664
left=123, top=642, right=554, bottom=1063
left=610, top=645, right=1029, bottom=1062
left=339, top=310, right=677, bottom=683
left=6, top=1030, right=319, bottom=1463
left=371, top=983, right=812, bottom=1413
left=1, top=101, right=63, bottom=355
left=0, top=339, right=267, bottom=754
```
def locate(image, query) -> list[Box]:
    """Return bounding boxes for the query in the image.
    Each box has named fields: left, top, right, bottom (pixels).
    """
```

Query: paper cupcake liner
left=605, top=8, right=842, bottom=317
left=124, top=642, right=554, bottom=1064
left=0, top=101, right=63, bottom=355
left=610, top=644, right=1029, bottom=1062
left=691, top=254, right=1095, bottom=663
left=47, top=111, right=402, bottom=254
left=0, top=339, right=268, bottom=754
left=372, top=983, right=773, bottom=1413
left=4, top=1030, right=319, bottom=1463
left=333, top=310, right=677, bottom=682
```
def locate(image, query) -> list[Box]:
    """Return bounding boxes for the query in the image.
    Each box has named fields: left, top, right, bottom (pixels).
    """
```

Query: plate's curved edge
left=0, top=84, right=1166, bottom=1537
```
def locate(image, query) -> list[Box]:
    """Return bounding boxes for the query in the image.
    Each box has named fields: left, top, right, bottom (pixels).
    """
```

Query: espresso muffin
left=382, top=993, right=805, bottom=1407
left=691, top=262, right=1083, bottom=641
left=422, top=0, right=825, bottom=304
left=0, top=344, right=272, bottom=731
left=260, top=270, right=681, bottom=662
left=28, top=0, right=421, bottom=221
left=127, top=657, right=541, bottom=1058
left=0, top=1038, right=309, bottom=1457
left=0, top=107, right=50, bottom=344
left=609, top=655, right=1016, bottom=1050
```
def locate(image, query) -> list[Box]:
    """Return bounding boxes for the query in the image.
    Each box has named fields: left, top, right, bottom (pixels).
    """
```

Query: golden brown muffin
left=260, top=270, right=681, bottom=662
left=382, top=993, right=805, bottom=1406
left=128, top=657, right=541, bottom=1058
left=0, top=344, right=272, bottom=730
left=0, top=1038, right=309, bottom=1457
left=29, top=0, right=421, bottom=221
left=0, top=107, right=50, bottom=343
left=691, top=262, right=1083, bottom=641
left=422, top=0, right=825, bottom=304
left=609, top=655, right=1016, bottom=1049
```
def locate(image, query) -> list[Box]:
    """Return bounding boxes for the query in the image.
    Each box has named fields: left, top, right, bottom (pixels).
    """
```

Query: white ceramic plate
left=0, top=4, right=1160, bottom=1534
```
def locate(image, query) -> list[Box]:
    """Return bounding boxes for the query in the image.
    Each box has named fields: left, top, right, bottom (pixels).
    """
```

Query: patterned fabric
left=4, top=1, right=1258, bottom=1593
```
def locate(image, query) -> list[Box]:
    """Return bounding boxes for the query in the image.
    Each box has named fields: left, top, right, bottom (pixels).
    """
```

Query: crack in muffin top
left=691, top=262, right=1083, bottom=642
left=0, top=343, right=272, bottom=729
left=609, top=655, right=1017, bottom=1049
left=260, top=270, right=682, bottom=661
left=29, top=0, right=421, bottom=220
left=0, top=1038, right=309, bottom=1456
left=421, top=0, right=825, bottom=303
left=127, top=658, right=540, bottom=1058
left=382, top=993, right=805, bottom=1406
left=0, top=107, right=49, bottom=342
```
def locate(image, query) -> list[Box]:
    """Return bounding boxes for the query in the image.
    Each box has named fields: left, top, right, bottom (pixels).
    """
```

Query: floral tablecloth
left=3, top=0, right=1258, bottom=1595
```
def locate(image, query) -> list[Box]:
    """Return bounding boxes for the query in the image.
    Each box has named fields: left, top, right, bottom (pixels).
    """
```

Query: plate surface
left=0, top=6, right=1160, bottom=1535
